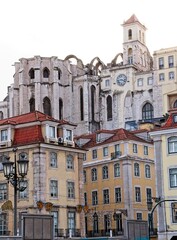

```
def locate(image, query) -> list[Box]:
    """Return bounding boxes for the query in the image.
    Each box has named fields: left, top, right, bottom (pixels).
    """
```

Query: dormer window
left=66, top=129, right=72, bottom=141
left=173, top=115, right=177, bottom=123
left=49, top=126, right=56, bottom=138
left=1, top=129, right=8, bottom=142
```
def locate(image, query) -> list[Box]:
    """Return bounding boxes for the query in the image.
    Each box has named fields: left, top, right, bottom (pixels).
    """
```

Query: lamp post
left=2, top=148, right=29, bottom=236
left=147, top=198, right=177, bottom=240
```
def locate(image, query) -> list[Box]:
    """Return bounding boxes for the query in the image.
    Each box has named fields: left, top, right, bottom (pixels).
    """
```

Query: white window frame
left=1, top=129, right=8, bottom=142
left=50, top=180, right=58, bottom=198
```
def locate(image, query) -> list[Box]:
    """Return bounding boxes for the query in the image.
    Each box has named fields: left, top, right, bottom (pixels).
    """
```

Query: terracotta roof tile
left=13, top=125, right=44, bottom=146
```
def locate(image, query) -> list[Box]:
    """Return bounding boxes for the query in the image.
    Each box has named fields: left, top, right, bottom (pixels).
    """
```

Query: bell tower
left=122, top=14, right=152, bottom=71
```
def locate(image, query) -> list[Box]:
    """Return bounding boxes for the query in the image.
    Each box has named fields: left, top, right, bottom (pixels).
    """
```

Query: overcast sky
left=0, top=0, right=177, bottom=100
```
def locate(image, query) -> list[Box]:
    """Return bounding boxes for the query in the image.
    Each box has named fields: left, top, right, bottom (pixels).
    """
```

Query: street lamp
left=147, top=198, right=177, bottom=240
left=2, top=148, right=29, bottom=236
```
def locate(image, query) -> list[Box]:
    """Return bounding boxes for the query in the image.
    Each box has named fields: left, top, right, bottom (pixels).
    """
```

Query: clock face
left=116, top=74, right=127, bottom=86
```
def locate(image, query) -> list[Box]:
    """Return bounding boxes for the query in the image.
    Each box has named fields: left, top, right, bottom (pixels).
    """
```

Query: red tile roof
left=13, top=125, right=44, bottom=146
left=76, top=128, right=152, bottom=148
left=123, top=14, right=146, bottom=29
left=0, top=111, right=75, bottom=126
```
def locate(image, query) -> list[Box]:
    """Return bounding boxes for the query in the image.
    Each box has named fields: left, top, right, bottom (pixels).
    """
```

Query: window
left=18, top=180, right=28, bottom=199
left=0, top=184, right=7, bottom=201
left=50, top=180, right=58, bottom=198
left=159, top=57, right=164, bottom=69
left=91, top=168, right=97, bottom=181
left=1, top=129, right=7, bottom=142
left=0, top=213, right=7, bottom=235
left=84, top=192, right=87, bottom=205
left=29, top=98, right=35, bottom=112
left=29, top=68, right=35, bottom=79
left=144, top=146, right=148, bottom=155
left=0, top=111, right=3, bottom=120
left=159, top=73, right=165, bottom=81
left=135, top=187, right=141, bottom=202
left=59, top=98, right=63, bottom=120
left=50, top=152, right=57, bottom=168
left=83, top=170, right=86, bottom=183
left=102, top=166, right=108, bottom=179
left=172, top=202, right=177, bottom=223
left=147, top=77, right=153, bottom=85
left=92, top=149, right=97, bottom=159
left=134, top=163, right=140, bottom=177
left=43, top=67, right=50, bottom=78
left=114, top=163, right=120, bottom=177
left=169, top=168, right=177, bottom=187
left=128, top=29, right=132, bottom=40
left=103, top=189, right=109, bottom=204
left=169, top=71, right=174, bottom=80
left=91, top=85, right=96, bottom=121
left=115, top=144, right=120, bottom=152
left=58, top=69, right=62, bottom=80
left=145, top=164, right=151, bottom=178
left=103, top=147, right=108, bottom=157
left=105, top=79, right=110, bottom=87
left=168, top=56, right=174, bottom=68
left=136, top=212, right=142, bottom=220
left=142, top=103, right=153, bottom=120
left=43, top=97, right=51, bottom=116
left=51, top=211, right=58, bottom=234
left=66, top=129, right=72, bottom=141
left=133, top=144, right=138, bottom=153
left=137, top=78, right=143, bottom=86
left=168, top=137, right=177, bottom=154
left=107, top=96, right=112, bottom=121
left=49, top=126, right=55, bottom=138
left=67, top=155, right=74, bottom=170
left=80, top=87, right=84, bottom=121
left=92, top=191, right=98, bottom=205
left=146, top=188, right=152, bottom=203
left=68, top=211, right=75, bottom=234
left=67, top=181, right=75, bottom=199
left=115, top=187, right=121, bottom=203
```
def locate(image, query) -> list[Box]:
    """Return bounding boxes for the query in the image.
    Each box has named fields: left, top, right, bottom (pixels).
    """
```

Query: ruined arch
left=64, top=54, right=84, bottom=68
left=111, top=53, right=123, bottom=66
left=89, top=57, right=106, bottom=75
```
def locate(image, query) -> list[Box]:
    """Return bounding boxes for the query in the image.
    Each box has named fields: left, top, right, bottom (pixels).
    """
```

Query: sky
left=0, top=0, right=177, bottom=100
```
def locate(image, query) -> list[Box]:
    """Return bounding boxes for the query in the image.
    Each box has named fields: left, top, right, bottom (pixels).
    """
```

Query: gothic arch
left=111, top=53, right=123, bottom=66
left=59, top=98, right=63, bottom=120
left=142, top=102, right=154, bottom=120
left=89, top=57, right=106, bottom=75
left=43, top=67, right=50, bottom=78
left=29, top=98, right=35, bottom=112
left=43, top=97, right=51, bottom=116
left=91, top=85, right=96, bottom=121
left=64, top=54, right=84, bottom=68
left=106, top=95, right=112, bottom=121
left=79, top=86, right=84, bottom=121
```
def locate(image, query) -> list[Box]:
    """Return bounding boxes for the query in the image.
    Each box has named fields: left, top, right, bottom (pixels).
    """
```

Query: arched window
left=0, top=111, right=3, bottom=120
left=29, top=98, right=35, bottom=112
left=114, top=163, right=120, bottom=177
left=29, top=68, right=35, bottom=79
left=80, top=87, right=84, bottom=121
left=91, top=168, right=97, bottom=181
left=134, top=163, right=140, bottom=176
left=102, top=166, right=108, bottom=179
left=43, top=97, right=51, bottom=116
left=168, top=136, right=177, bottom=154
left=91, top=85, right=96, bottom=121
left=142, top=103, right=153, bottom=120
left=43, top=67, right=50, bottom=78
left=67, top=155, right=74, bottom=169
left=59, top=98, right=63, bottom=120
left=107, top=95, right=112, bottom=121
left=145, top=164, right=151, bottom=178
left=58, top=69, right=62, bottom=80
left=174, top=100, right=177, bottom=108
left=128, top=29, right=132, bottom=40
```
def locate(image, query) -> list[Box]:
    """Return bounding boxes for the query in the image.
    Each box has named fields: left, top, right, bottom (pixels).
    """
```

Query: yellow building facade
left=0, top=111, right=86, bottom=237
left=76, top=128, right=157, bottom=239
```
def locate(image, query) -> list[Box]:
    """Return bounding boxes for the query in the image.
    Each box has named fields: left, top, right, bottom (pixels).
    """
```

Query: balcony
left=87, top=228, right=124, bottom=237
left=54, top=228, right=81, bottom=238
left=111, top=151, right=122, bottom=159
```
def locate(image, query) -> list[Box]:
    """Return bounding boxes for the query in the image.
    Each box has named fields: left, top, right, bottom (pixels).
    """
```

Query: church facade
left=0, top=15, right=177, bottom=136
